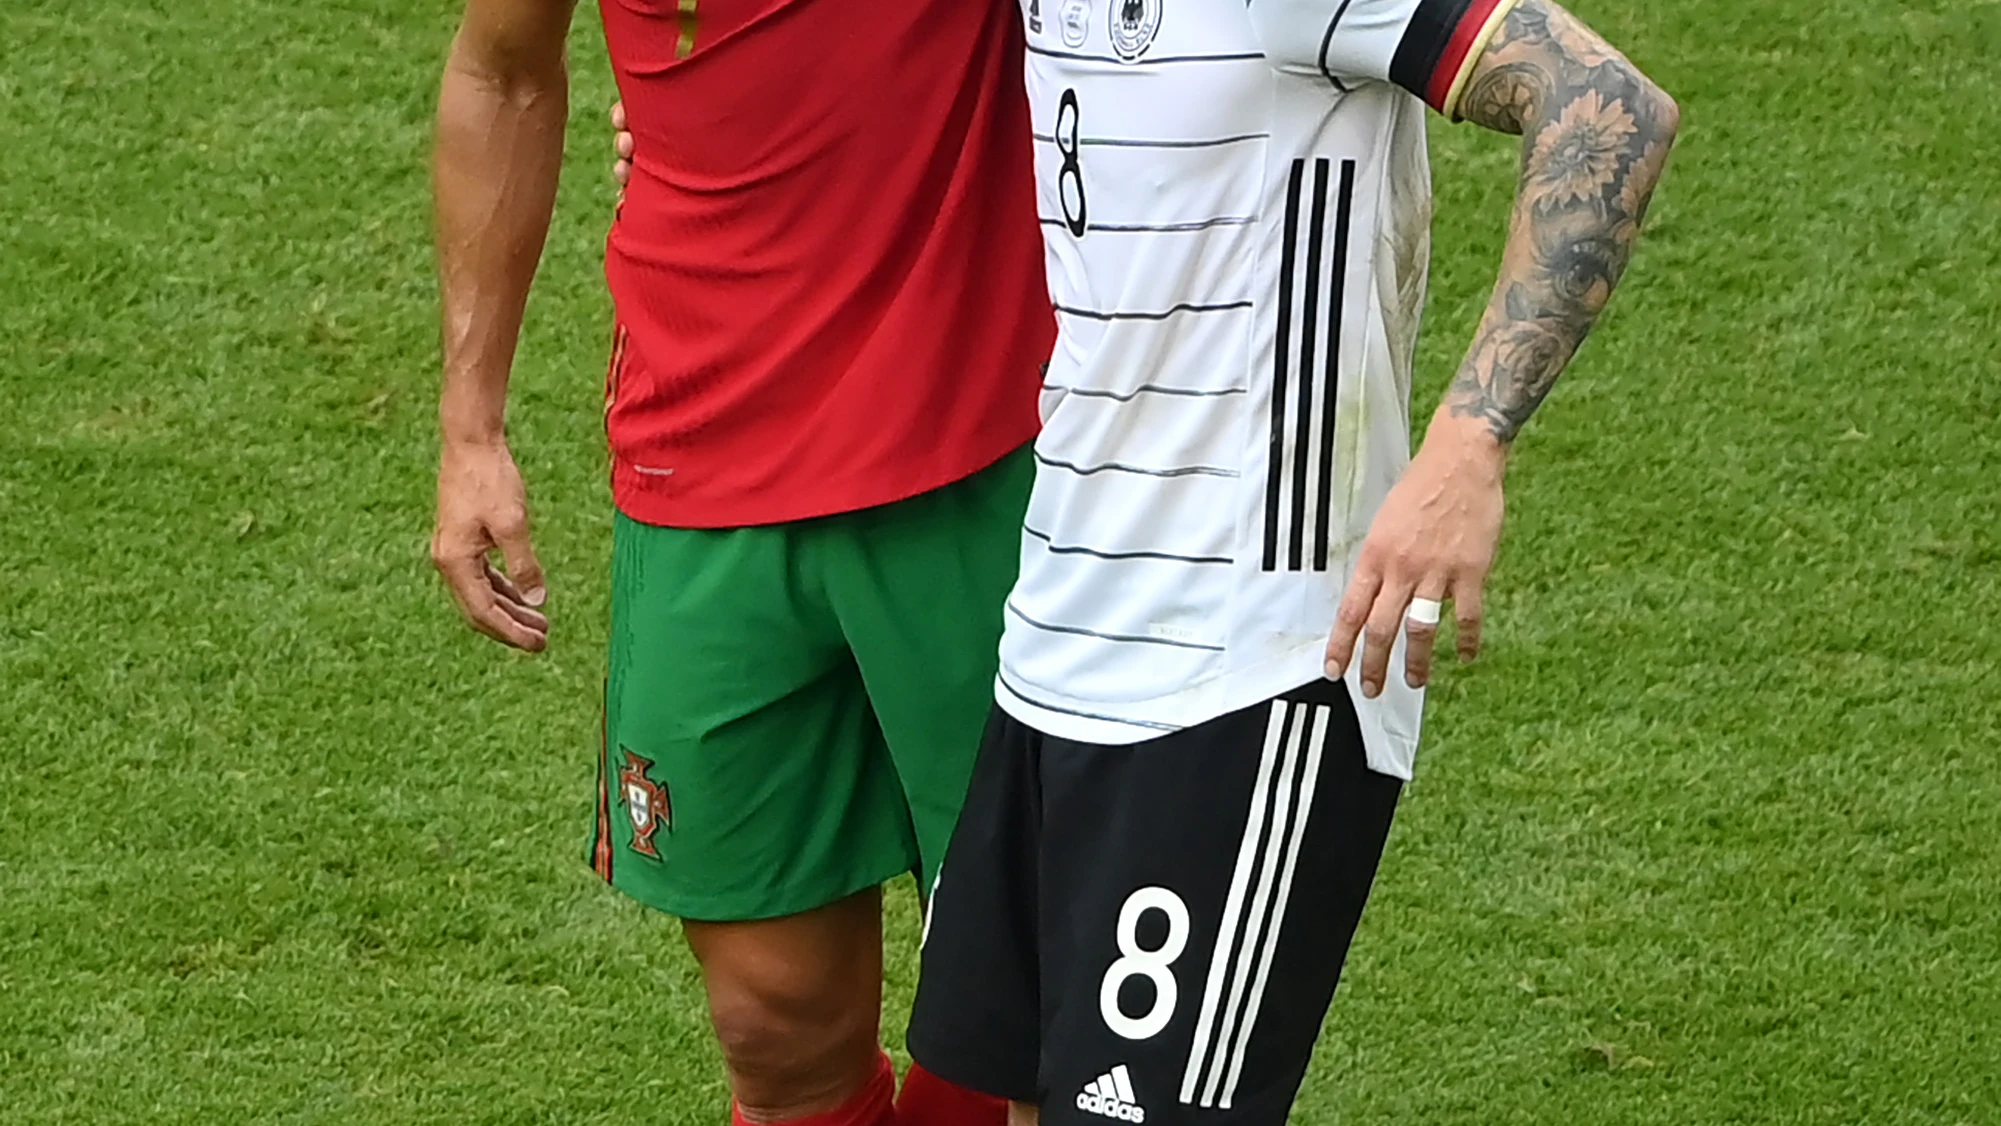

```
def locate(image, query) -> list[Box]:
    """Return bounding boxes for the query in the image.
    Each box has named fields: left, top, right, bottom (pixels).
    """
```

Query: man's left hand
left=612, top=101, right=634, bottom=186
left=1325, top=418, right=1507, bottom=697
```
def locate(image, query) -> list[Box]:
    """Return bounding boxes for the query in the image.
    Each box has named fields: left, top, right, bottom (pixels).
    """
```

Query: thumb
left=495, top=521, right=547, bottom=607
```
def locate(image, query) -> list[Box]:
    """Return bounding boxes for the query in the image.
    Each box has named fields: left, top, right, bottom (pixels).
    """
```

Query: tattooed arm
left=1446, top=0, right=1680, bottom=441
left=1323, top=0, right=1678, bottom=697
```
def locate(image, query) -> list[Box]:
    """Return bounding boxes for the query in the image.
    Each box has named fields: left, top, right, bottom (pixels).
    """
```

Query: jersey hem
left=611, top=431, right=1034, bottom=529
left=996, top=642, right=1422, bottom=779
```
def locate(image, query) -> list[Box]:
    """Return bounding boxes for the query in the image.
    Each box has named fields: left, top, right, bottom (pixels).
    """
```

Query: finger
left=492, top=519, right=547, bottom=608
left=1402, top=583, right=1448, bottom=690
left=1455, top=581, right=1486, bottom=662
left=461, top=574, right=549, bottom=650
left=437, top=550, right=547, bottom=651
left=614, top=119, right=635, bottom=187
left=1324, top=563, right=1382, bottom=677
left=491, top=595, right=552, bottom=641
left=485, top=561, right=552, bottom=631
left=1359, top=578, right=1416, bottom=700
left=483, top=557, right=526, bottom=603
left=473, top=598, right=550, bottom=651
left=433, top=541, right=488, bottom=617
left=610, top=101, right=626, bottom=130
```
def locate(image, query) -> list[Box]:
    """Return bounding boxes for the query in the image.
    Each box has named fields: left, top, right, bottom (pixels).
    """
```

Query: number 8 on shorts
left=1100, top=888, right=1191, bottom=1041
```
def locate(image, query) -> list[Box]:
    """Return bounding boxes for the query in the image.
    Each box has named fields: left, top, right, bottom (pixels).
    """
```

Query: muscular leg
left=1007, top=1103, right=1039, bottom=1126
left=686, top=888, right=887, bottom=1122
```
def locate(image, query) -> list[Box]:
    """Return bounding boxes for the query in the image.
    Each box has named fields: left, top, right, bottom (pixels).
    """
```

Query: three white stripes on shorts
left=1178, top=699, right=1334, bottom=1110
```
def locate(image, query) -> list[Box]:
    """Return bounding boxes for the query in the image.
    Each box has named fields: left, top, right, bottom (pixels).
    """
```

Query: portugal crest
left=1108, top=0, right=1161, bottom=62
left=619, top=749, right=671, bottom=859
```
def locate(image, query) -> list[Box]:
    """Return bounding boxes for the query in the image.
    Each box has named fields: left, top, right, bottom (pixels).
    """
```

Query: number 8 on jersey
left=1056, top=88, right=1087, bottom=238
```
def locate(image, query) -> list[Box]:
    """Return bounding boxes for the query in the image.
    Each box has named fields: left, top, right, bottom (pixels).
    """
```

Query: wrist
left=1419, top=411, right=1508, bottom=476
left=439, top=388, right=508, bottom=451
left=440, top=423, right=508, bottom=458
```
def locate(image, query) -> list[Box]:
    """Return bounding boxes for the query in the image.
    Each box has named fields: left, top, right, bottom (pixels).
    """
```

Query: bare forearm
left=433, top=44, right=568, bottom=446
left=1440, top=0, right=1679, bottom=444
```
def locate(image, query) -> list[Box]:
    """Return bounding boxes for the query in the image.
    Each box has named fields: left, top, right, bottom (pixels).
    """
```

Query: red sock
left=896, top=1062, right=1008, bottom=1126
left=733, top=1053, right=897, bottom=1126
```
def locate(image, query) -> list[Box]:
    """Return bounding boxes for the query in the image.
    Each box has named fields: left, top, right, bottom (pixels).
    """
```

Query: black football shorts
left=908, top=678, right=1402, bottom=1124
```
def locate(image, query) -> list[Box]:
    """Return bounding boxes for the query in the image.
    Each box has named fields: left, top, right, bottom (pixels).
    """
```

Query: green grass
left=3, top=0, right=1998, bottom=1123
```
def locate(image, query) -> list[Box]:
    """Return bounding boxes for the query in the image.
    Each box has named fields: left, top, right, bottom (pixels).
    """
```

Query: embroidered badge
left=618, top=748, right=671, bottom=859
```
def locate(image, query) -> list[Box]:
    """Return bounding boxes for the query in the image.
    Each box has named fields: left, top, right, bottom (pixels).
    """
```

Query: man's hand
left=433, top=440, right=550, bottom=652
left=612, top=101, right=633, bottom=186
left=1325, top=419, right=1505, bottom=698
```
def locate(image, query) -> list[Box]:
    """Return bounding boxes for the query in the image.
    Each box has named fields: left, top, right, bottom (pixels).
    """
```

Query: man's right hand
left=612, top=101, right=634, bottom=187
left=432, top=440, right=551, bottom=652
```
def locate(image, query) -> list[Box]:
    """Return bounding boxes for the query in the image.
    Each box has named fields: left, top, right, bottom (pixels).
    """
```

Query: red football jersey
left=598, top=0, right=1052, bottom=528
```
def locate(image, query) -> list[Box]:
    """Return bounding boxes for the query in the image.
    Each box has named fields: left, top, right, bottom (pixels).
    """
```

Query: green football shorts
left=590, top=447, right=1032, bottom=922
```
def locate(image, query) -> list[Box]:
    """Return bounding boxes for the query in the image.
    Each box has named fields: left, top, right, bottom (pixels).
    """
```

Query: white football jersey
left=997, top=0, right=1516, bottom=778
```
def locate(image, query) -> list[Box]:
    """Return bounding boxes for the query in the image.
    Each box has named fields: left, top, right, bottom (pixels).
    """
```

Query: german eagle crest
left=1109, top=0, right=1161, bottom=62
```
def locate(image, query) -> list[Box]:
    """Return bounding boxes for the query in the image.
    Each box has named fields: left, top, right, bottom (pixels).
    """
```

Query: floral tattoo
left=1447, top=0, right=1679, bottom=443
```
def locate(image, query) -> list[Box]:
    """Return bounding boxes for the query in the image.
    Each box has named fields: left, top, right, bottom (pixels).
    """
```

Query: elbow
left=445, top=35, right=567, bottom=104
left=1641, top=80, right=1681, bottom=146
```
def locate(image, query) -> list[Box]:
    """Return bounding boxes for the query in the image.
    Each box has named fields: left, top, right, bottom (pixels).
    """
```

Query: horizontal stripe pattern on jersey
left=600, top=0, right=1052, bottom=528
left=995, top=0, right=1508, bottom=778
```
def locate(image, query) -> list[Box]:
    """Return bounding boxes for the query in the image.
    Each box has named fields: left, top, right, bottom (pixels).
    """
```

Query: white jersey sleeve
left=1247, top=0, right=1519, bottom=116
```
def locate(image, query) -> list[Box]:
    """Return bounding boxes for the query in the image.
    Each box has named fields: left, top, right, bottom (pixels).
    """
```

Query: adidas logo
left=1076, top=1065, right=1146, bottom=1123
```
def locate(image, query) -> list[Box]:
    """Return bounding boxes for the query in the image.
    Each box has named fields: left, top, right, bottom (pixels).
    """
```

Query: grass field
left=4, top=0, right=1999, bottom=1123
